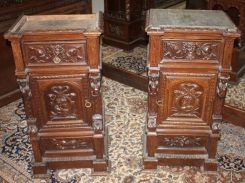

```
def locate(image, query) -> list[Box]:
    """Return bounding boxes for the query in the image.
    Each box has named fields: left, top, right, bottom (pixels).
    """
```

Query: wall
left=92, top=0, right=104, bottom=13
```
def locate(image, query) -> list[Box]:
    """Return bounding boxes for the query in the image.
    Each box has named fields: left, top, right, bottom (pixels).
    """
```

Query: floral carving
left=171, top=83, right=203, bottom=118
left=47, top=84, right=77, bottom=120
left=92, top=114, right=103, bottom=131
left=27, top=44, right=86, bottom=64
left=148, top=71, right=159, bottom=95
left=90, top=73, right=101, bottom=97
left=163, top=41, right=219, bottom=60
left=160, top=136, right=203, bottom=147
left=49, top=139, right=92, bottom=150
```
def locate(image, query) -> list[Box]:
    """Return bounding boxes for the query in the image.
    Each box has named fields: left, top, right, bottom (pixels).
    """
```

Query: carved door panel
left=29, top=74, right=90, bottom=129
left=157, top=72, right=217, bottom=125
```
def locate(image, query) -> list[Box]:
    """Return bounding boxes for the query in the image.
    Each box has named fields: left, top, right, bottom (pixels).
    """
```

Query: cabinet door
left=29, top=74, right=91, bottom=129
left=157, top=72, right=217, bottom=126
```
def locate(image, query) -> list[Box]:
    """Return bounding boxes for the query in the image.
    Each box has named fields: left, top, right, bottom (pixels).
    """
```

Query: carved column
left=147, top=69, right=159, bottom=158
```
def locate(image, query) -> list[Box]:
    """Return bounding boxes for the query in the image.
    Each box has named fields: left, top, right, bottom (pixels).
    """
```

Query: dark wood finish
left=4, top=13, right=108, bottom=177
left=208, top=0, right=245, bottom=82
left=223, top=104, right=245, bottom=128
left=103, top=0, right=146, bottom=50
left=186, top=0, right=207, bottom=9
left=144, top=9, right=240, bottom=171
left=0, top=0, right=92, bottom=107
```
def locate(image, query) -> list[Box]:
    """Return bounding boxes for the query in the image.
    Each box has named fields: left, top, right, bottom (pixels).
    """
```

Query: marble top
left=6, top=13, right=102, bottom=36
left=146, top=9, right=237, bottom=32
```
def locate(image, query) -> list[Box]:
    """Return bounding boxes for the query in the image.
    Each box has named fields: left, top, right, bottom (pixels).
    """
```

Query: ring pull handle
left=85, top=99, right=92, bottom=108
left=156, top=100, right=163, bottom=107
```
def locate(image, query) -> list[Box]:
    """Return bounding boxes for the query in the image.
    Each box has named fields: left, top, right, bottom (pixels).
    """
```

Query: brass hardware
left=85, top=100, right=92, bottom=108
left=53, top=56, right=61, bottom=64
left=156, top=100, right=163, bottom=107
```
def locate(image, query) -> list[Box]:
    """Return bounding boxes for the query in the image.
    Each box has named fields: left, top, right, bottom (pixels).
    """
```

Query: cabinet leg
left=93, top=134, right=104, bottom=159
left=147, top=132, right=157, bottom=157
left=93, top=159, right=108, bottom=172
left=204, top=158, right=217, bottom=171
left=143, top=157, right=158, bottom=169
left=32, top=162, right=48, bottom=178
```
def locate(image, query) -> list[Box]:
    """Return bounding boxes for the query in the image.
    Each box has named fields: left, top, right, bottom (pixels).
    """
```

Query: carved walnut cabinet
left=144, top=9, right=240, bottom=171
left=4, top=13, right=108, bottom=177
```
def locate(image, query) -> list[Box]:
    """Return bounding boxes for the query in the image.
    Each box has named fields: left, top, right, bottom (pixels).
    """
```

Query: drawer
left=39, top=136, right=95, bottom=157
left=160, top=38, right=223, bottom=64
left=22, top=40, right=87, bottom=66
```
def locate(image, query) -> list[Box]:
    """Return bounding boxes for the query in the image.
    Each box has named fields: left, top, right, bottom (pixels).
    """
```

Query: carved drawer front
left=30, top=74, right=90, bottom=129
left=40, top=137, right=94, bottom=157
left=22, top=40, right=87, bottom=66
left=158, top=135, right=207, bottom=148
left=161, top=39, right=222, bottom=63
left=158, top=72, right=217, bottom=125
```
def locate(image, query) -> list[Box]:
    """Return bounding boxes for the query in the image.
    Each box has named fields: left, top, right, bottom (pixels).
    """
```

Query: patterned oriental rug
left=0, top=77, right=245, bottom=183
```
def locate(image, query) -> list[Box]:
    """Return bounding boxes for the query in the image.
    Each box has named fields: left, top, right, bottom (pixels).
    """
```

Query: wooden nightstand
left=144, top=9, right=240, bottom=171
left=4, top=13, right=108, bottom=177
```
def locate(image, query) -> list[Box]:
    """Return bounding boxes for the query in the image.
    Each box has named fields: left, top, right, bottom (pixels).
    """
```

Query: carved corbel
left=28, top=118, right=38, bottom=135
left=92, top=114, right=103, bottom=132
left=217, top=73, right=230, bottom=98
left=148, top=70, right=160, bottom=96
left=89, top=73, right=101, bottom=97
left=17, top=75, right=32, bottom=97
left=212, top=122, right=220, bottom=133
left=147, top=113, right=157, bottom=129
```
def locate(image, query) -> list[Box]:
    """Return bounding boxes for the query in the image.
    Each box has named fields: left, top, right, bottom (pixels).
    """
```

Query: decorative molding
left=125, top=0, right=130, bottom=21
left=0, top=0, right=25, bottom=7
left=171, top=82, right=203, bottom=118
left=47, top=84, right=77, bottom=120
left=27, top=44, right=86, bottom=64
left=163, top=41, right=219, bottom=60
left=160, top=136, right=203, bottom=147
left=217, top=74, right=230, bottom=98
left=148, top=71, right=159, bottom=95
left=50, top=139, right=92, bottom=150
left=17, top=76, right=32, bottom=97
left=90, top=73, right=101, bottom=97
left=31, top=74, right=86, bottom=79
left=155, top=153, right=208, bottom=159
left=92, top=114, right=103, bottom=131
left=147, top=113, right=157, bottom=128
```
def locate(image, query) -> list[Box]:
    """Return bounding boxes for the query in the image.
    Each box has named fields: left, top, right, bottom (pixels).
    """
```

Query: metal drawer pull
left=53, top=56, right=61, bottom=64
left=85, top=100, right=92, bottom=108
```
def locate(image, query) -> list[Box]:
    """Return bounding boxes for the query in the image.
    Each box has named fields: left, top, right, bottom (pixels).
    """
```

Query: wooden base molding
left=223, top=105, right=245, bottom=128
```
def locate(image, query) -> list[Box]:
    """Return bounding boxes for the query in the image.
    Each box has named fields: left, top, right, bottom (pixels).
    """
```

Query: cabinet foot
left=204, top=159, right=218, bottom=172
left=143, top=157, right=158, bottom=169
